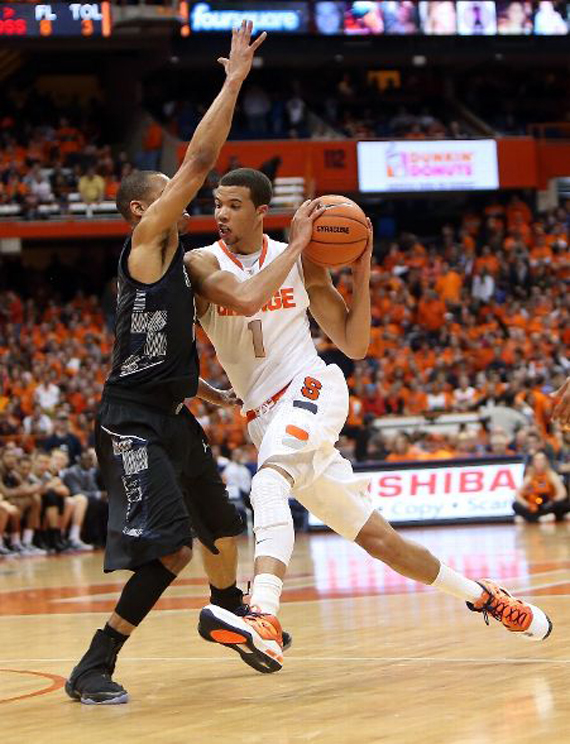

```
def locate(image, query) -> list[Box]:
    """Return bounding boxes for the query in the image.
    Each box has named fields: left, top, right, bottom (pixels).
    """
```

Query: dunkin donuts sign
left=357, top=140, right=499, bottom=193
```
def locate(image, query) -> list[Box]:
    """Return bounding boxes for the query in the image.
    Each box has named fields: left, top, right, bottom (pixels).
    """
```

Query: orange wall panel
left=536, top=142, right=570, bottom=189
left=179, top=140, right=358, bottom=195
left=497, top=138, right=537, bottom=189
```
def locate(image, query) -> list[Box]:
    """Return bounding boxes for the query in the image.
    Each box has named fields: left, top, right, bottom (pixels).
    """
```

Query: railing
left=528, top=122, right=570, bottom=140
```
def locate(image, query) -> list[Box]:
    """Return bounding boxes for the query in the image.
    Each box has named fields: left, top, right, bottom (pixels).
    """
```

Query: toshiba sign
left=308, top=459, right=524, bottom=527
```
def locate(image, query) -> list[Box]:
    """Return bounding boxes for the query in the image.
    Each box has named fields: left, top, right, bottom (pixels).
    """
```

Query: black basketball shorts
left=95, top=399, right=244, bottom=572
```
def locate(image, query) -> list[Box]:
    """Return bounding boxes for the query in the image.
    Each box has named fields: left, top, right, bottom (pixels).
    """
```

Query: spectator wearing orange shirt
left=417, top=289, right=446, bottom=334
left=56, top=117, right=84, bottom=166
left=404, top=381, right=428, bottom=415
left=435, top=262, right=463, bottom=306
left=506, top=194, right=532, bottom=230
left=386, top=433, right=424, bottom=462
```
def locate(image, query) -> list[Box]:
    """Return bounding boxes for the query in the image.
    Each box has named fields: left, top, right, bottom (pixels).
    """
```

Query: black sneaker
left=65, top=629, right=129, bottom=705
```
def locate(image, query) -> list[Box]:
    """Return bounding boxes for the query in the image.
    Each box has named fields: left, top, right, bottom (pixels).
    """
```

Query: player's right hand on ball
left=289, top=198, right=326, bottom=251
left=218, top=20, right=267, bottom=83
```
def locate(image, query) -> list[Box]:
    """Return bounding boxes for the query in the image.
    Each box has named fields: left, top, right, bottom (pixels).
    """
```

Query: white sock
left=250, top=573, right=284, bottom=615
left=69, top=525, right=81, bottom=542
left=432, top=564, right=482, bottom=603
left=22, top=529, right=34, bottom=547
left=10, top=533, right=22, bottom=548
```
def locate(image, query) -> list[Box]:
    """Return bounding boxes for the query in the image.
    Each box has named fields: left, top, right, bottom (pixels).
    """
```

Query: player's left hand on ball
left=551, top=377, right=570, bottom=428
left=218, top=388, right=242, bottom=407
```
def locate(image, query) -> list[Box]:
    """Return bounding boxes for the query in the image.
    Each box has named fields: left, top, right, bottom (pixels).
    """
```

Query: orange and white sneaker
left=198, top=604, right=284, bottom=673
left=466, top=579, right=552, bottom=641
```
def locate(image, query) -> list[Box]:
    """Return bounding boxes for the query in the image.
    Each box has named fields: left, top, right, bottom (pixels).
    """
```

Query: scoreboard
left=0, top=3, right=111, bottom=37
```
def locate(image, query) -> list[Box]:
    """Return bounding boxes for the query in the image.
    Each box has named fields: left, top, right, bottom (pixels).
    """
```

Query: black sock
left=103, top=623, right=129, bottom=646
left=209, top=583, right=244, bottom=612
left=114, top=559, right=177, bottom=627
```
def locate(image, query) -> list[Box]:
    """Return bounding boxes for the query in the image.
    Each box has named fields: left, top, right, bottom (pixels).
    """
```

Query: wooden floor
left=1, top=522, right=569, bottom=744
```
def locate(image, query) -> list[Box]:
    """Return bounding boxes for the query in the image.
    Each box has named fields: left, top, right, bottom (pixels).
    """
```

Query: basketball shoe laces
left=235, top=602, right=284, bottom=646
left=473, top=582, right=531, bottom=631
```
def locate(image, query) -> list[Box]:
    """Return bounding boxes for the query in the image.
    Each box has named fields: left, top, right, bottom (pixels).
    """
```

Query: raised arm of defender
left=186, top=198, right=325, bottom=317
left=302, top=219, right=373, bottom=360
left=133, top=22, right=266, bottom=248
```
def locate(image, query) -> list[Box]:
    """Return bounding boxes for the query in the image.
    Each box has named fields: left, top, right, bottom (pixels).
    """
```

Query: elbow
left=344, top=338, right=370, bottom=360
left=346, top=348, right=369, bottom=361
left=236, top=300, right=260, bottom=317
left=233, top=289, right=262, bottom=317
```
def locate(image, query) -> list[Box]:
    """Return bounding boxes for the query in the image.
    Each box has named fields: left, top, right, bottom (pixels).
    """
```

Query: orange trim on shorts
left=245, top=383, right=290, bottom=423
left=285, top=425, right=309, bottom=441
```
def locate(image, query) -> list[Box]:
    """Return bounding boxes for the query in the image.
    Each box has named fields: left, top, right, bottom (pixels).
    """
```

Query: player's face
left=214, top=185, right=266, bottom=246
left=132, top=174, right=190, bottom=231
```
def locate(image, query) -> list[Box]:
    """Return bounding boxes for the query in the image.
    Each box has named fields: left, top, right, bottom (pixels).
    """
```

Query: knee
left=161, top=545, right=192, bottom=574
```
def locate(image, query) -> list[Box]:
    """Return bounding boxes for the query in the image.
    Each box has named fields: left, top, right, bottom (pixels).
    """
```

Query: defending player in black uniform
left=65, top=22, right=266, bottom=705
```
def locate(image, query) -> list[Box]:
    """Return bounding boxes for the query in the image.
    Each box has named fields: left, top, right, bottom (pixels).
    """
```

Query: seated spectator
left=22, top=403, right=53, bottom=438
left=513, top=451, right=569, bottom=523
left=63, top=450, right=106, bottom=548
left=42, top=412, right=82, bottom=463
left=0, top=445, right=43, bottom=554
left=51, top=448, right=92, bottom=552
left=386, top=433, right=424, bottom=462
left=30, top=450, right=68, bottom=553
left=78, top=166, right=105, bottom=205
left=34, top=374, right=61, bottom=414
left=453, top=375, right=478, bottom=412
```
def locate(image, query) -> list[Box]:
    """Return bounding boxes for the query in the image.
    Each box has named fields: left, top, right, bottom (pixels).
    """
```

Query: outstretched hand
left=218, top=20, right=267, bottom=83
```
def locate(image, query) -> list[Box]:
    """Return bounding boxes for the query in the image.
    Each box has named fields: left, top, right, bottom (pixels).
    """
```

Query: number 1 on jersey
left=247, top=319, right=266, bottom=358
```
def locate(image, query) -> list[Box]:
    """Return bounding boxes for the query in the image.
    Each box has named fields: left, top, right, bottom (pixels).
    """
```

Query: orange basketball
left=304, top=194, right=369, bottom=268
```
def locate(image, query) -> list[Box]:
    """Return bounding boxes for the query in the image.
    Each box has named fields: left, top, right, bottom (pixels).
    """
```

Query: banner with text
left=308, top=459, right=524, bottom=527
left=357, top=139, right=499, bottom=193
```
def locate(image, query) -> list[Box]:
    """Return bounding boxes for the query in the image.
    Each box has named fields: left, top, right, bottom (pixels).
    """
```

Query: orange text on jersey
left=216, top=288, right=296, bottom=316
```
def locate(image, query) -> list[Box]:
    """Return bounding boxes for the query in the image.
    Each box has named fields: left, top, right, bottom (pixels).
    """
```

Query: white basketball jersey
left=198, top=235, right=322, bottom=411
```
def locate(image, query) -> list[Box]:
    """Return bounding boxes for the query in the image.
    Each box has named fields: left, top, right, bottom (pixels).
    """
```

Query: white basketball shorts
left=247, top=362, right=375, bottom=541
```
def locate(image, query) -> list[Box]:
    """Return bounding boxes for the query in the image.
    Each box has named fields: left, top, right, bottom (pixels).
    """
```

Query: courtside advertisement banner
left=357, top=139, right=499, bottom=192
left=308, top=459, right=525, bottom=527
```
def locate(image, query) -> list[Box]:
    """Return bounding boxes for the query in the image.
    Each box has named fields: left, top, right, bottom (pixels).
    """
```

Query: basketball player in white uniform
left=185, top=169, right=552, bottom=674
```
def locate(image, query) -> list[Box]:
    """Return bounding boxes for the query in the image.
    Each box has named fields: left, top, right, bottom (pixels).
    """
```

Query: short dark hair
left=218, top=168, right=273, bottom=208
left=116, top=170, right=162, bottom=222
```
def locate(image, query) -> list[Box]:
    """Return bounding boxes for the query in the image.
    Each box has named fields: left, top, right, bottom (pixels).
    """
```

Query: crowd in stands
left=149, top=68, right=467, bottom=143
left=0, top=89, right=134, bottom=219
left=1, top=191, right=570, bottom=553
left=457, top=66, right=570, bottom=135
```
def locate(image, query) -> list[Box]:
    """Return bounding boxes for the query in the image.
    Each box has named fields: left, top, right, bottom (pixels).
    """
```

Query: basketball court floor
left=1, top=522, right=569, bottom=744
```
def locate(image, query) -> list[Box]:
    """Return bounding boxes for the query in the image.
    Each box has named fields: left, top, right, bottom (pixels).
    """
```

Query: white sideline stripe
left=99, top=425, right=146, bottom=442
left=1, top=657, right=569, bottom=665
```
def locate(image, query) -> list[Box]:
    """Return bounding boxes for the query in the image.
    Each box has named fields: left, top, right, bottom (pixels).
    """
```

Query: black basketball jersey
left=105, top=238, right=199, bottom=404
